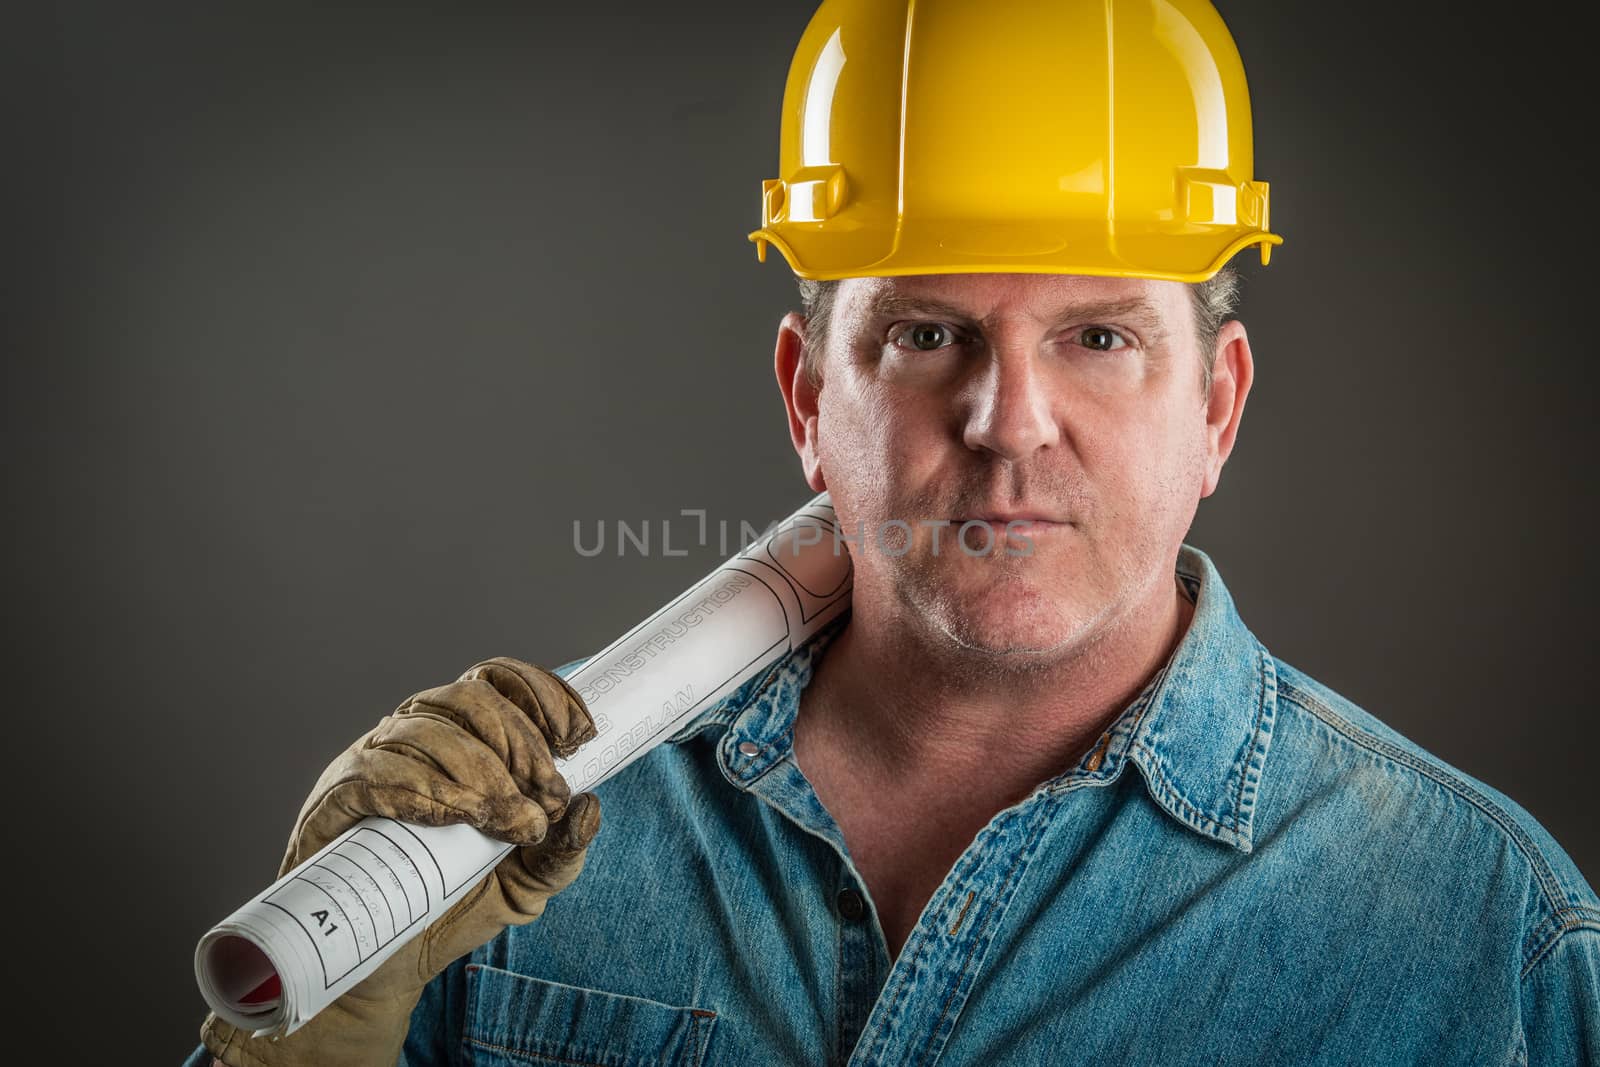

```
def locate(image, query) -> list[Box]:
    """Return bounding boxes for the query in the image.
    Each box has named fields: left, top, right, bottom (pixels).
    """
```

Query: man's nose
left=960, top=349, right=1059, bottom=461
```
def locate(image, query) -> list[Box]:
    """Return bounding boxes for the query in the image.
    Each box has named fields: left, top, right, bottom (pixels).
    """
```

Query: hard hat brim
left=749, top=224, right=1282, bottom=283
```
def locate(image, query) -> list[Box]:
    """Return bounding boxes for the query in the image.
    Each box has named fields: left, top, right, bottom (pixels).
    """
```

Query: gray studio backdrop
left=8, top=1, right=1594, bottom=1059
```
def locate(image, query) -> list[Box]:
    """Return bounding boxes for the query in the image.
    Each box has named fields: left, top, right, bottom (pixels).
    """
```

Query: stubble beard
left=881, top=538, right=1120, bottom=686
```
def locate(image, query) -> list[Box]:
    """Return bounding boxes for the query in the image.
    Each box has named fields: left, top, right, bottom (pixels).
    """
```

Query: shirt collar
left=672, top=543, right=1277, bottom=854
left=1118, top=544, right=1278, bottom=853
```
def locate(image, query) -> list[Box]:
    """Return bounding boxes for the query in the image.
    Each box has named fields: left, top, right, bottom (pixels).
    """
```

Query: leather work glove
left=201, top=657, right=601, bottom=1067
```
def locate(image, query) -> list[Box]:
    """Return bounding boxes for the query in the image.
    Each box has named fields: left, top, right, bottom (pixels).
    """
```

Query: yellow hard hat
left=749, top=0, right=1282, bottom=282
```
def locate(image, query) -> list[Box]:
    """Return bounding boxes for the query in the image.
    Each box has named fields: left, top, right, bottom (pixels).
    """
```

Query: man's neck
left=794, top=573, right=1196, bottom=812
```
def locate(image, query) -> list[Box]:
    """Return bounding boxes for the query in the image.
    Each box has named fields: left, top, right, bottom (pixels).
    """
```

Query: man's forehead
left=838, top=272, right=1184, bottom=330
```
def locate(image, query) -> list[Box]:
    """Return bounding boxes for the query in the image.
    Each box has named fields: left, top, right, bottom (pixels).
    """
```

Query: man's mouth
left=958, top=515, right=1069, bottom=529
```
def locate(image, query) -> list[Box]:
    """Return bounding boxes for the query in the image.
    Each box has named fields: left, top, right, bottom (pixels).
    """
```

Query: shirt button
left=837, top=887, right=866, bottom=921
left=737, top=741, right=760, bottom=757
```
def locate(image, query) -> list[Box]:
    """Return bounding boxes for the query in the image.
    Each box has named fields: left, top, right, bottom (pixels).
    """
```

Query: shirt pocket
left=462, top=963, right=720, bottom=1067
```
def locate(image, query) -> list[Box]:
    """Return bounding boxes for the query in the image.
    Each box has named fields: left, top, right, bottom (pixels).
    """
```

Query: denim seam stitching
left=1076, top=633, right=1275, bottom=851
left=865, top=823, right=1001, bottom=1062
left=736, top=659, right=794, bottom=739
left=918, top=808, right=1045, bottom=1067
left=1169, top=557, right=1270, bottom=845
left=1279, top=678, right=1576, bottom=949
left=669, top=715, right=733, bottom=744
left=1047, top=675, right=1161, bottom=796
left=705, top=659, right=791, bottom=784
left=730, top=612, right=845, bottom=756
left=1229, top=639, right=1278, bottom=842
left=688, top=1012, right=705, bottom=1065
left=865, top=879, right=943, bottom=1062
left=834, top=884, right=846, bottom=1066
left=671, top=657, right=790, bottom=745
left=1129, top=742, right=1246, bottom=847
left=1519, top=909, right=1600, bottom=978
left=1126, top=638, right=1275, bottom=847
left=743, top=660, right=819, bottom=785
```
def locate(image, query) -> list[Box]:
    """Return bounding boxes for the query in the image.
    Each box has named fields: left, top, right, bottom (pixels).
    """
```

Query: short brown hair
left=795, top=265, right=1241, bottom=396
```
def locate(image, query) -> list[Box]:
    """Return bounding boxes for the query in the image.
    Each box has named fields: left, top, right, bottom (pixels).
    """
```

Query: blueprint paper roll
left=195, top=493, right=852, bottom=1035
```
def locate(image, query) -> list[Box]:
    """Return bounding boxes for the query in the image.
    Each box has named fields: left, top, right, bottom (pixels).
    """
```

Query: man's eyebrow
left=863, top=292, right=984, bottom=323
left=863, top=291, right=1170, bottom=335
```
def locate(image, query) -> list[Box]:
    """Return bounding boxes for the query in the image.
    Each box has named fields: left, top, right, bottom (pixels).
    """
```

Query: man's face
left=781, top=272, right=1245, bottom=671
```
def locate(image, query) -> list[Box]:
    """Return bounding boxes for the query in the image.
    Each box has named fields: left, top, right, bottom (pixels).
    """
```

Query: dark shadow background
left=6, top=1, right=1595, bottom=1059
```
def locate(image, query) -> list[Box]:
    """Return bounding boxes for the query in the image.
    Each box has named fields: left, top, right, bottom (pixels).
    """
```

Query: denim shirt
left=188, top=545, right=1599, bottom=1066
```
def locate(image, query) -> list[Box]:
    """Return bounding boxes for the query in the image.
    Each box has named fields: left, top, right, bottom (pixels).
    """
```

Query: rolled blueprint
left=195, top=493, right=851, bottom=1036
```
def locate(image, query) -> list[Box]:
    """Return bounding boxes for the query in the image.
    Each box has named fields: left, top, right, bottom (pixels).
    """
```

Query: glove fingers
left=459, top=658, right=598, bottom=758
left=398, top=680, right=573, bottom=818
left=369, top=712, right=569, bottom=819
left=503, top=792, right=602, bottom=902
left=282, top=750, right=552, bottom=873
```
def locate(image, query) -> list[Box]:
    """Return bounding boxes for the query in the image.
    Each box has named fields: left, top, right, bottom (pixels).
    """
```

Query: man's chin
left=921, top=583, right=1090, bottom=660
left=937, top=621, right=1077, bottom=660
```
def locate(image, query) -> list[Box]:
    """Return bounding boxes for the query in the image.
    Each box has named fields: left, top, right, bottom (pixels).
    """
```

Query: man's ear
left=1200, top=319, right=1253, bottom=499
left=774, top=311, right=827, bottom=492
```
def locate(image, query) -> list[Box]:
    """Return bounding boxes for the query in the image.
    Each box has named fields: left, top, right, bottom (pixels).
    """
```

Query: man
left=191, top=1, right=1599, bottom=1064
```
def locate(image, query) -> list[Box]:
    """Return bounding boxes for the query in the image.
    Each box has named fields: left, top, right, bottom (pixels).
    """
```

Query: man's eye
left=1077, top=326, right=1127, bottom=351
left=893, top=323, right=960, bottom=352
